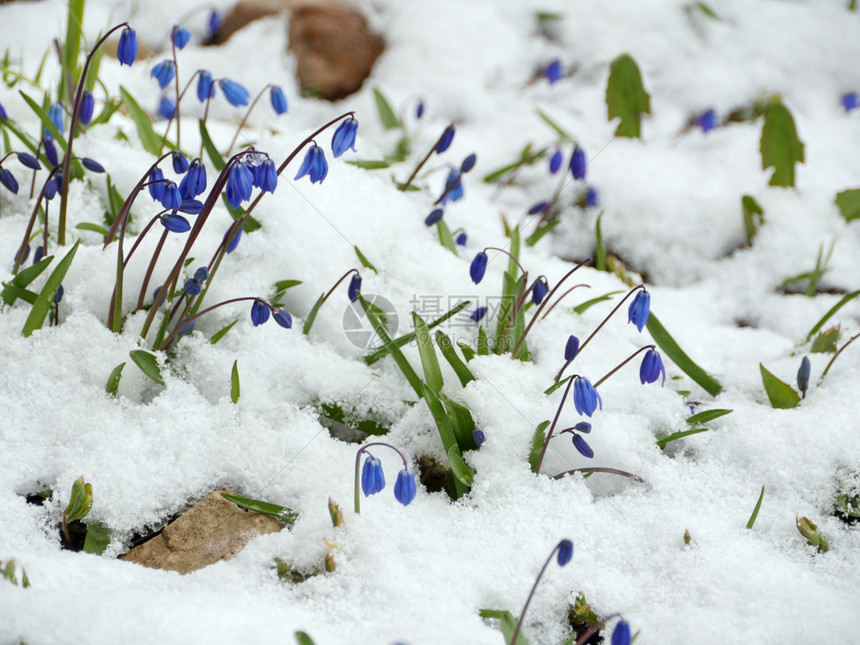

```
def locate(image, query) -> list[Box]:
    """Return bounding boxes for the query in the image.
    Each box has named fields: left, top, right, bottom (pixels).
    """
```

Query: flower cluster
left=355, top=442, right=418, bottom=513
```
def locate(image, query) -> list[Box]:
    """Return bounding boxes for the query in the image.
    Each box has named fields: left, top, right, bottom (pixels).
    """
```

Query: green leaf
left=595, top=210, right=607, bottom=270
left=120, top=86, right=162, bottom=156
left=811, top=326, right=840, bottom=353
left=372, top=87, right=400, bottom=130
left=746, top=485, right=765, bottom=529
left=742, top=195, right=764, bottom=246
left=529, top=420, right=549, bottom=472
left=447, top=444, right=474, bottom=486
left=441, top=394, right=478, bottom=450
left=302, top=293, right=326, bottom=335
left=477, top=326, right=489, bottom=356
left=690, top=1, right=721, bottom=20
left=21, top=240, right=80, bottom=338
left=835, top=188, right=860, bottom=223
left=199, top=119, right=226, bottom=171
left=64, top=477, right=92, bottom=523
left=231, top=359, right=240, bottom=404
left=422, top=383, right=469, bottom=498
left=536, top=108, right=573, bottom=141
left=544, top=375, right=570, bottom=396
left=482, top=143, right=544, bottom=183
left=796, top=515, right=828, bottom=552
left=364, top=301, right=470, bottom=365
left=759, top=364, right=800, bottom=408
left=105, top=362, right=125, bottom=397
left=686, top=408, right=732, bottom=425
left=129, top=349, right=165, bottom=386
left=573, top=290, right=624, bottom=315
left=647, top=312, right=722, bottom=397
left=359, top=294, right=423, bottom=398
left=436, top=219, right=459, bottom=254
left=436, top=331, right=476, bottom=387
left=478, top=609, right=530, bottom=645
left=606, top=53, right=651, bottom=138
left=76, top=222, right=110, bottom=237
left=354, top=245, right=378, bottom=274
left=413, top=312, right=444, bottom=393
left=274, top=279, right=302, bottom=292
left=806, top=290, right=860, bottom=341
left=457, top=341, right=476, bottom=362
left=83, top=521, right=111, bottom=555
left=221, top=493, right=298, bottom=526
left=294, top=632, right=317, bottom=645
left=346, top=159, right=391, bottom=170
left=760, top=102, right=804, bottom=187
left=2, top=256, right=52, bottom=305
left=656, top=427, right=709, bottom=449
left=525, top=220, right=559, bottom=247
left=210, top=318, right=238, bottom=344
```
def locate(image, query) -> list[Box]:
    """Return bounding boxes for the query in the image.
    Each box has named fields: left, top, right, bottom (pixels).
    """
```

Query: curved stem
left=533, top=376, right=576, bottom=475
left=353, top=442, right=408, bottom=514
left=12, top=164, right=62, bottom=274
left=485, top=246, right=528, bottom=277
left=157, top=295, right=266, bottom=351
left=509, top=542, right=568, bottom=645
left=541, top=284, right=589, bottom=320
left=592, top=344, right=654, bottom=388
left=400, top=126, right=450, bottom=191
left=552, top=468, right=644, bottom=483
left=225, top=83, right=273, bottom=156
left=820, top=332, right=860, bottom=382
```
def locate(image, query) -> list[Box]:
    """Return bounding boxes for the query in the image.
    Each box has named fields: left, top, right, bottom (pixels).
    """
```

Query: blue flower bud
left=194, top=266, right=209, bottom=283
left=532, top=278, right=549, bottom=305
left=179, top=201, right=203, bottom=216
left=208, top=10, right=222, bottom=36
left=573, top=376, right=602, bottom=417
left=179, top=159, right=207, bottom=199
left=172, top=24, right=190, bottom=50
left=470, top=252, right=488, bottom=284
left=628, top=290, right=650, bottom=332
left=150, top=60, right=176, bottom=90
left=226, top=161, right=254, bottom=207
left=556, top=539, right=573, bottom=566
left=570, top=145, right=586, bottom=180
left=44, top=138, right=59, bottom=167
left=473, top=429, right=485, bottom=446
left=549, top=149, right=563, bottom=174
left=18, top=244, right=30, bottom=263
left=639, top=348, right=666, bottom=386
left=415, top=101, right=425, bottom=119
left=565, top=335, right=579, bottom=361
left=81, top=157, right=105, bottom=173
left=456, top=232, right=467, bottom=246
left=273, top=308, right=293, bottom=329
left=270, top=85, right=288, bottom=115
left=528, top=201, right=549, bottom=215
left=841, top=92, right=859, bottom=113
left=425, top=208, right=444, bottom=226
left=394, top=469, right=417, bottom=506
left=183, top=278, right=202, bottom=295
left=117, top=27, right=138, bottom=66
left=33, top=246, right=44, bottom=264
left=160, top=180, right=182, bottom=210
left=543, top=59, right=564, bottom=84
left=331, top=117, right=358, bottom=157
left=176, top=318, right=195, bottom=335
left=48, top=103, right=65, bottom=136
left=225, top=225, right=242, bottom=253
left=16, top=153, right=40, bottom=170
left=611, top=620, right=631, bottom=645
left=574, top=421, right=591, bottom=434
left=53, top=284, right=64, bottom=305
left=797, top=355, right=811, bottom=394
left=697, top=109, right=718, bottom=133
left=361, top=456, right=386, bottom=496
left=161, top=213, right=190, bottom=233
left=348, top=273, right=361, bottom=302
left=219, top=79, right=249, bottom=106
left=148, top=168, right=165, bottom=201
left=294, top=143, right=328, bottom=184
left=435, top=124, right=455, bottom=153
left=252, top=158, right=278, bottom=194
left=0, top=168, right=18, bottom=194
left=251, top=300, right=270, bottom=326
left=158, top=95, right=176, bottom=120
left=460, top=153, right=477, bottom=173
left=79, top=90, right=95, bottom=126
left=44, top=175, right=59, bottom=199
left=585, top=187, right=598, bottom=207
left=573, top=433, right=593, bottom=458
left=470, top=306, right=487, bottom=322
left=197, top=71, right=215, bottom=102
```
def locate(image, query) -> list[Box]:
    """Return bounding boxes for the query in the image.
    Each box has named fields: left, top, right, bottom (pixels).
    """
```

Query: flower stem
left=509, top=541, right=569, bottom=645
left=353, top=442, right=408, bottom=514
left=533, top=376, right=576, bottom=475
left=225, top=83, right=274, bottom=156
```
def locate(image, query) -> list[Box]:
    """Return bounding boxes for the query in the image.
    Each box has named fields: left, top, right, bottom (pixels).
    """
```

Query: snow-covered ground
left=1, top=0, right=859, bottom=643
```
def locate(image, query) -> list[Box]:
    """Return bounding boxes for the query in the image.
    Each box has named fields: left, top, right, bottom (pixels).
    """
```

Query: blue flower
left=549, top=148, right=563, bottom=174
left=574, top=421, right=591, bottom=433
left=79, top=90, right=94, bottom=126
left=161, top=213, right=190, bottom=233
left=570, top=145, right=586, bottom=180
left=172, top=152, right=188, bottom=174
left=532, top=278, right=549, bottom=305
left=556, top=539, right=573, bottom=566
left=158, top=95, right=176, bottom=120
left=543, top=59, right=564, bottom=84
left=117, top=27, right=138, bottom=66
left=44, top=138, right=59, bottom=167
left=178, top=199, right=204, bottom=214
left=81, top=158, right=105, bottom=173
left=473, top=429, right=486, bottom=446
left=183, top=278, right=202, bottom=295
left=179, top=159, right=207, bottom=199
left=797, top=355, right=811, bottom=394
left=471, top=306, right=487, bottom=322
left=585, top=187, right=599, bottom=207
left=17, top=153, right=40, bottom=170
left=0, top=168, right=19, bottom=194
left=208, top=10, right=222, bottom=36
left=572, top=434, right=594, bottom=458
left=435, top=124, right=455, bottom=153
left=197, top=71, right=215, bottom=102
left=573, top=376, right=602, bottom=417
left=294, top=143, right=328, bottom=184
left=33, top=246, right=44, bottom=264
left=148, top=168, right=165, bottom=201
left=150, top=60, right=176, bottom=90
left=361, top=456, right=386, bottom=496
left=225, top=225, right=242, bottom=253
left=176, top=318, right=195, bottom=335
left=219, top=79, right=249, bottom=106
left=273, top=308, right=292, bottom=329
left=270, top=85, right=288, bottom=115
left=252, top=158, right=278, bottom=193
left=251, top=300, right=270, bottom=326
left=348, top=273, right=361, bottom=302
left=43, top=175, right=59, bottom=199
left=456, top=232, right=467, bottom=246
left=0, top=102, right=6, bottom=120
left=639, top=349, right=666, bottom=386
left=415, top=101, right=425, bottom=119
left=425, top=208, right=443, bottom=226
left=226, top=161, right=254, bottom=207
left=460, top=153, right=477, bottom=173
left=565, top=335, right=579, bottom=361
left=440, top=169, right=463, bottom=205
left=160, top=180, right=182, bottom=210
left=48, top=103, right=65, bottom=136
left=697, top=109, right=718, bottom=133
left=331, top=117, right=358, bottom=157
left=628, top=289, right=650, bottom=332
left=528, top=201, right=549, bottom=215
left=172, top=24, right=190, bottom=50
left=470, top=252, right=488, bottom=284
left=611, top=620, right=631, bottom=645
left=841, top=92, right=859, bottom=113
left=53, top=284, right=64, bottom=305
left=194, top=266, right=209, bottom=282
left=394, top=469, right=417, bottom=506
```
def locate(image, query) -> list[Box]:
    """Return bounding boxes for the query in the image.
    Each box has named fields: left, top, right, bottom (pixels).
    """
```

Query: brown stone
left=121, top=488, right=282, bottom=574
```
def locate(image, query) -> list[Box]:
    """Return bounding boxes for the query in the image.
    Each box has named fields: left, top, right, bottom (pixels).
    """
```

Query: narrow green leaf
left=796, top=515, right=829, bottom=553
left=477, top=326, right=489, bottom=356
left=447, top=444, right=474, bottom=486
left=302, top=293, right=326, bottom=335
left=595, top=210, right=607, bottom=270
left=647, top=312, right=722, bottom=397
left=231, top=359, right=240, bottom=404
left=835, top=189, right=860, bottom=223
left=746, top=485, right=765, bottom=529
left=811, top=326, right=840, bottom=353
left=2, top=256, right=52, bottom=305
left=105, top=362, right=125, bottom=397
left=457, top=341, right=476, bottom=362
left=364, top=301, right=470, bottom=365
left=436, top=219, right=459, bottom=254
left=686, top=408, right=733, bottom=425
left=441, top=394, right=478, bottom=449
left=760, top=102, right=804, bottom=187
left=529, top=420, right=550, bottom=472
left=606, top=54, right=651, bottom=138
left=372, top=87, right=400, bottom=130
left=346, top=159, right=391, bottom=170
left=544, top=375, right=570, bottom=396
left=294, top=632, right=317, bottom=645
left=120, top=86, right=162, bottom=156
left=22, top=240, right=79, bottom=337
left=64, top=477, right=92, bottom=522
left=422, top=383, right=469, bottom=498
left=742, top=195, right=764, bottom=246
left=478, top=609, right=530, bottom=645
left=359, top=294, right=423, bottom=398
left=691, top=1, right=721, bottom=20
left=61, top=0, right=85, bottom=103
left=806, top=290, right=860, bottom=341
left=76, top=222, right=110, bottom=237
left=656, top=427, right=709, bottom=448
left=525, top=219, right=559, bottom=247
left=221, top=493, right=298, bottom=526
left=83, top=521, right=111, bottom=555
left=210, top=318, right=238, bottom=344
left=536, top=108, right=573, bottom=141
left=573, top=290, right=624, bottom=315
left=482, top=144, right=543, bottom=184
left=82, top=39, right=103, bottom=93
left=759, top=364, right=800, bottom=408
left=413, top=312, right=444, bottom=393
left=354, top=245, right=378, bottom=274
left=274, top=279, right=302, bottom=292
left=436, top=331, right=476, bottom=387
left=129, top=349, right=165, bottom=386
left=18, top=92, right=84, bottom=176
left=199, top=119, right=226, bottom=171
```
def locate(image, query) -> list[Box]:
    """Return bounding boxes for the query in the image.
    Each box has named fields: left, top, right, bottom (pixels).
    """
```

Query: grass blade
left=105, top=361, right=125, bottom=397
left=372, top=87, right=400, bottom=130
left=686, top=408, right=733, bottom=425
left=231, top=359, right=240, bottom=404
left=120, top=86, right=162, bottom=156
left=2, top=256, right=53, bottom=305
left=364, top=301, right=470, bottom=365
left=354, top=245, right=378, bottom=274
left=647, top=312, right=722, bottom=397
left=302, top=293, right=326, bottom=335
left=746, top=485, right=765, bottom=529
left=656, top=427, right=708, bottom=449
left=435, top=331, right=475, bottom=387
left=21, top=240, right=79, bottom=337
left=221, top=493, right=298, bottom=525
left=359, top=294, right=423, bottom=398
left=759, top=364, right=800, bottom=409
left=199, top=119, right=226, bottom=171
left=129, top=349, right=165, bottom=386
left=805, top=290, right=860, bottom=341
left=413, top=312, right=444, bottom=393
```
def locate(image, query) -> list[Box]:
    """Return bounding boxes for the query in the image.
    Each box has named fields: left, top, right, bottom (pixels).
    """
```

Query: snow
left=1, top=0, right=860, bottom=643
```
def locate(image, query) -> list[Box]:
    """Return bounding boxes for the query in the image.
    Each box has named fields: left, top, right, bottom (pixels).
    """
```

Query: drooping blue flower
left=471, top=306, right=487, bottom=322
left=348, top=273, right=361, bottom=302
left=183, top=278, right=202, bottom=296
left=18, top=244, right=30, bottom=264
left=797, top=355, right=811, bottom=394
left=44, top=138, right=59, bottom=167
left=543, top=59, right=564, bottom=84
left=440, top=169, right=463, bottom=205
left=17, top=153, right=40, bottom=170
left=273, top=308, right=293, bottom=329
left=415, top=101, right=425, bottom=119
left=117, top=27, right=138, bottom=66
left=219, top=79, right=249, bottom=106
left=331, top=117, right=358, bottom=157
left=394, top=469, right=417, bottom=506
left=172, top=24, right=191, bottom=50
left=611, top=620, right=631, bottom=645
left=0, top=168, right=18, bottom=194
left=573, top=376, right=602, bottom=417
left=570, top=145, right=586, bottom=180
left=161, top=213, right=190, bottom=233
left=79, top=90, right=94, bottom=126
left=33, top=246, right=44, bottom=264
left=150, top=60, right=176, bottom=90
left=225, top=225, right=242, bottom=253
left=424, top=208, right=443, bottom=226
left=226, top=161, right=254, bottom=207
left=178, top=199, right=204, bottom=214
left=172, top=152, right=188, bottom=174
left=48, top=103, right=65, bottom=136
left=176, top=318, right=195, bottom=335
left=197, top=71, right=215, bottom=102
left=628, top=289, right=650, bottom=332
left=269, top=85, right=288, bottom=115
left=528, top=201, right=549, bottom=215
left=194, top=266, right=209, bottom=283
left=53, top=284, right=64, bottom=305
left=435, top=124, right=455, bottom=153
left=460, top=153, right=477, bottom=173
left=585, top=186, right=599, bottom=207
left=565, top=335, right=580, bottom=361
left=81, top=158, right=105, bottom=173
left=361, top=456, right=386, bottom=496
left=697, top=109, right=718, bottom=133
left=160, top=180, right=182, bottom=210
left=549, top=148, right=563, bottom=174
left=473, top=429, right=486, bottom=446
left=43, top=174, right=59, bottom=199
left=179, top=159, right=207, bottom=200
left=556, top=539, right=573, bottom=566
left=532, top=278, right=549, bottom=305
left=456, top=232, right=467, bottom=246
left=208, top=10, right=222, bottom=36
left=574, top=421, right=591, bottom=434
left=572, top=434, right=594, bottom=458
left=639, top=349, right=666, bottom=386
left=158, top=95, right=176, bottom=120
left=841, top=92, right=859, bottom=113
left=294, top=143, right=328, bottom=184
left=470, top=251, right=488, bottom=284
left=251, top=300, right=270, bottom=326
left=148, top=168, right=165, bottom=201
left=251, top=158, right=278, bottom=194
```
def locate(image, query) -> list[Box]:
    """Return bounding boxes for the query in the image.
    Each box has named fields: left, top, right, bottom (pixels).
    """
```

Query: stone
left=121, top=488, right=282, bottom=574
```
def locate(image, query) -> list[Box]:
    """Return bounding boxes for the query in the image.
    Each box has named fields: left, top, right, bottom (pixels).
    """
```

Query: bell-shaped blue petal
left=556, top=539, right=573, bottom=566
left=178, top=199, right=204, bottom=214
left=48, top=103, right=64, bottom=136
left=532, top=278, right=549, bottom=305
left=394, top=470, right=417, bottom=506
left=611, top=620, right=631, bottom=645
left=573, top=376, right=602, bottom=417
left=197, top=71, right=215, bottom=102
left=17, top=152, right=41, bottom=170
left=628, top=290, right=650, bottom=332
left=570, top=145, right=586, bottom=180
left=226, top=161, right=254, bottom=207
left=331, top=117, right=358, bottom=157
left=639, top=349, right=666, bottom=386
left=117, top=27, right=138, bottom=66
left=172, top=24, right=190, bottom=50
left=273, top=308, right=292, bottom=329
left=81, top=158, right=105, bottom=173
left=543, top=59, right=564, bottom=84
left=183, top=278, right=202, bottom=296
left=470, top=306, right=487, bottom=322
left=148, top=168, right=165, bottom=201
left=43, top=175, right=59, bottom=199
left=348, top=274, right=361, bottom=302
left=161, top=213, right=190, bottom=233
left=179, top=159, right=207, bottom=199
left=270, top=85, right=288, bottom=115
left=424, top=208, right=443, bottom=226
left=0, top=168, right=19, bottom=194
left=549, top=149, right=563, bottom=174
left=460, top=153, right=477, bottom=173
left=150, top=60, right=176, bottom=90
left=219, top=79, right=249, bottom=106
left=565, top=335, right=580, bottom=361
left=250, top=300, right=270, bottom=326
left=208, top=10, right=222, bottom=35
left=435, top=124, right=455, bottom=153
left=572, top=434, right=594, bottom=458
left=79, top=90, right=95, bottom=126
left=456, top=232, right=467, bottom=246
left=470, top=251, right=488, bottom=284
left=361, top=456, right=386, bottom=496
left=0, top=102, right=6, bottom=120
left=225, top=225, right=242, bottom=253
left=44, top=138, right=59, bottom=167
left=252, top=158, right=278, bottom=194
left=172, top=152, right=189, bottom=174
left=294, top=144, right=328, bottom=184
left=160, top=180, right=182, bottom=210
left=158, top=95, right=176, bottom=120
